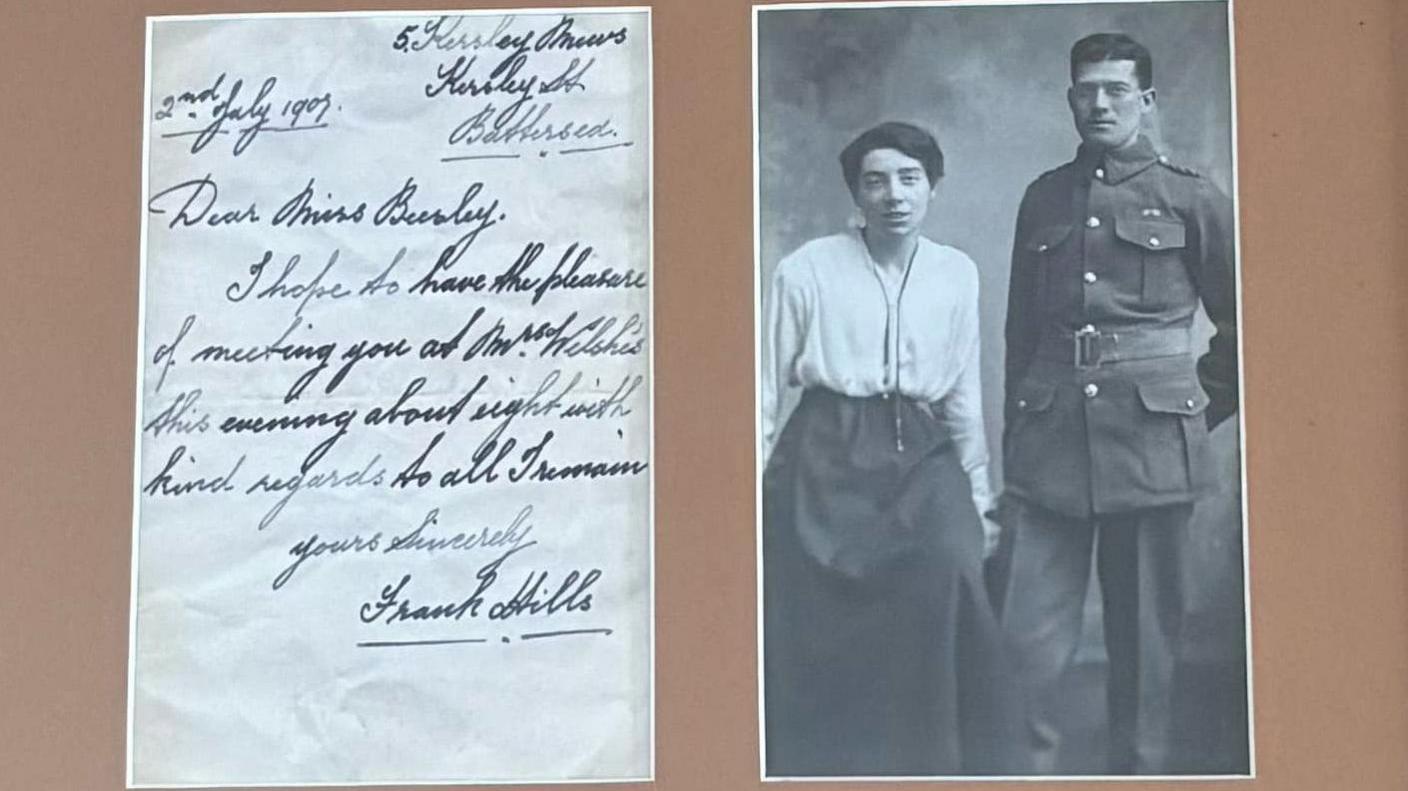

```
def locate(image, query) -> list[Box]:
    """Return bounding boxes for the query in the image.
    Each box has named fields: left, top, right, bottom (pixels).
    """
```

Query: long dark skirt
left=763, top=388, right=1017, bottom=776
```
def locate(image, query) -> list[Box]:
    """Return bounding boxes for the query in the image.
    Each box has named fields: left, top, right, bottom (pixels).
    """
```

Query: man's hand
left=981, top=513, right=1003, bottom=559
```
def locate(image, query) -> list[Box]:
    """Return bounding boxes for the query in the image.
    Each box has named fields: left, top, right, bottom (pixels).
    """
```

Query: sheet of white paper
left=129, top=9, right=652, bottom=786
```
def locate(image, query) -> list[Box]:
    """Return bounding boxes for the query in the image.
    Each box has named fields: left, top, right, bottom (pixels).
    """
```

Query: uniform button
left=1084, top=383, right=1100, bottom=399
left=1083, top=271, right=1097, bottom=284
left=881, top=392, right=889, bottom=400
left=1080, top=323, right=1096, bottom=333
left=1017, top=399, right=1028, bottom=409
left=1158, top=154, right=1170, bottom=164
left=1094, top=167, right=1105, bottom=179
left=1149, top=236, right=1161, bottom=247
left=1086, top=216, right=1101, bottom=228
left=1037, top=243, right=1049, bottom=252
left=1185, top=398, right=1196, bottom=409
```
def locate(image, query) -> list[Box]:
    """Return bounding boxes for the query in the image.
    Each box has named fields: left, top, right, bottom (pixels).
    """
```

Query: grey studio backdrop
left=756, top=1, right=1248, bottom=773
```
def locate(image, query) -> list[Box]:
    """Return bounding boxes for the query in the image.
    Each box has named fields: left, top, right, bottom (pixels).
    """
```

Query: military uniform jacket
left=1003, top=135, right=1238, bottom=519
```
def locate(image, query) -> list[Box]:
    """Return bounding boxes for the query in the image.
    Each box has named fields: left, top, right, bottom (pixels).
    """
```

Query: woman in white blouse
left=762, top=122, right=1016, bottom=776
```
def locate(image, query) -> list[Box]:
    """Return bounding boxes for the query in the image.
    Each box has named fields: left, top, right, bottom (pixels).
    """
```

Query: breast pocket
left=1114, top=214, right=1193, bottom=308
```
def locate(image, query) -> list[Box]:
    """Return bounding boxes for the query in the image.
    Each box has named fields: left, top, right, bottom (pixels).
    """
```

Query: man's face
left=854, top=148, right=934, bottom=239
left=1068, top=59, right=1153, bottom=150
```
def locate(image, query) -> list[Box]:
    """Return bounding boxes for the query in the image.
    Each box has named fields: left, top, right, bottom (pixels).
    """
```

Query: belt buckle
left=1075, top=326, right=1101, bottom=369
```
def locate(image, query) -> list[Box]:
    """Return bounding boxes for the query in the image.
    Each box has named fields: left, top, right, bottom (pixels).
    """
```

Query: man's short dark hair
left=839, top=122, right=944, bottom=193
left=1070, top=33, right=1153, bottom=90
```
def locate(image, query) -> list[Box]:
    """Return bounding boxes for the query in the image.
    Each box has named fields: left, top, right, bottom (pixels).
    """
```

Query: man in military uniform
left=998, top=33, right=1238, bottom=774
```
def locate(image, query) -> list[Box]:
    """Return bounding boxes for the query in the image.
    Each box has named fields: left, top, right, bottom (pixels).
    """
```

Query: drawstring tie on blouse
left=866, top=238, right=918, bottom=453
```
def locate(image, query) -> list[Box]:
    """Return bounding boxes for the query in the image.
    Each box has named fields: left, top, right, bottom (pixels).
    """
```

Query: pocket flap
left=1023, top=224, right=1074, bottom=253
left=1013, top=380, right=1057, bottom=413
left=1138, top=378, right=1209, bottom=415
left=1115, top=216, right=1187, bottom=251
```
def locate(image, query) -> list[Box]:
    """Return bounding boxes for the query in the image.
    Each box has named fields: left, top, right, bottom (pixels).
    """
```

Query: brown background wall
left=1, top=0, right=1405, bottom=789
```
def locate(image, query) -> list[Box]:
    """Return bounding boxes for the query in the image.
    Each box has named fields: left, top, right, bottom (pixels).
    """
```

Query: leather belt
left=1034, top=326, right=1191, bottom=368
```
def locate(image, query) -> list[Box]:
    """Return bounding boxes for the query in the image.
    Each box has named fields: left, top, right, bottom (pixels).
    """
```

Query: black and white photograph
left=755, top=0, right=1250, bottom=779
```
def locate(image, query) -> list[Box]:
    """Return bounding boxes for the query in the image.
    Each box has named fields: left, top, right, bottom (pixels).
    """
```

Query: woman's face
left=853, top=147, right=935, bottom=239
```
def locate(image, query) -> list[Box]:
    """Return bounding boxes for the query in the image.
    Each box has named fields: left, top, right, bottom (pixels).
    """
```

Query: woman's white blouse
left=762, top=231, right=994, bottom=517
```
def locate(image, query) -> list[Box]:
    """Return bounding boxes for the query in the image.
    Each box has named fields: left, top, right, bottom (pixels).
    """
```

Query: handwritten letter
left=130, top=10, right=652, bottom=785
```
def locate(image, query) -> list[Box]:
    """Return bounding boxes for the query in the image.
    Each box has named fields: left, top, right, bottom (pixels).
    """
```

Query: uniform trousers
left=1000, top=497, right=1190, bottom=775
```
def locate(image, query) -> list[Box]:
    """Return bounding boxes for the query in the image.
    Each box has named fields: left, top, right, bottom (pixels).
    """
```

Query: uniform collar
left=1076, top=134, right=1160, bottom=185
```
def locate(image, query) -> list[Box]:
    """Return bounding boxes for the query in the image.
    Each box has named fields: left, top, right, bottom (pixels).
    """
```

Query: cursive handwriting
left=391, top=425, right=648, bottom=490
left=489, top=241, right=647, bottom=305
left=154, top=73, right=337, bottom=156
left=448, top=100, right=617, bottom=148
left=139, top=13, right=650, bottom=646
left=392, top=14, right=518, bottom=55
left=142, top=445, right=245, bottom=496
left=148, top=175, right=260, bottom=229
left=227, top=249, right=353, bottom=318
left=244, top=453, right=387, bottom=530
left=358, top=542, right=601, bottom=625
left=143, top=389, right=212, bottom=436
left=271, top=504, right=535, bottom=590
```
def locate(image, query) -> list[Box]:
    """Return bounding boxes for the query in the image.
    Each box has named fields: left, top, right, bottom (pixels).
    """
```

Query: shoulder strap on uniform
left=1156, top=154, right=1203, bottom=178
